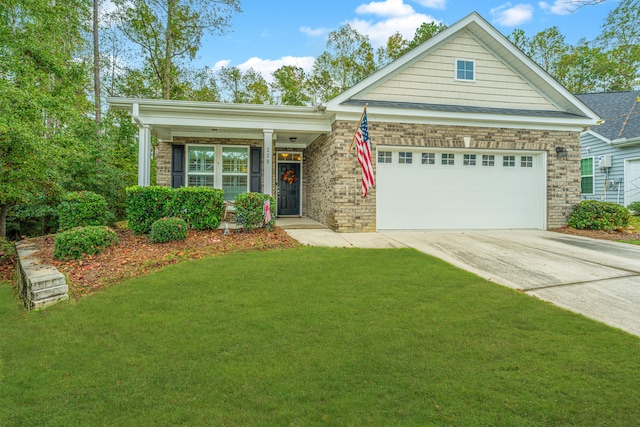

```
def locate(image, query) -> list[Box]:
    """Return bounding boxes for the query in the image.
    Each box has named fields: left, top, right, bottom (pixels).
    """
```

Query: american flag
left=355, top=110, right=375, bottom=197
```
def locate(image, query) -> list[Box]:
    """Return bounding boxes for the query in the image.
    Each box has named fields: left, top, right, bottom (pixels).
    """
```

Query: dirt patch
left=4, top=227, right=299, bottom=299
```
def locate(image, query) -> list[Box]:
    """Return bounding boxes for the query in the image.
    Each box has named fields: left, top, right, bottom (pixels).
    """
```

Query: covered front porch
left=107, top=98, right=333, bottom=218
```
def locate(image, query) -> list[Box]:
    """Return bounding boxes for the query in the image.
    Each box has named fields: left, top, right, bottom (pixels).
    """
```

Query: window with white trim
left=456, top=59, right=475, bottom=81
left=521, top=156, right=533, bottom=168
left=463, top=154, right=476, bottom=166
left=581, top=157, right=594, bottom=194
left=422, top=153, right=435, bottom=165
left=503, top=155, right=515, bottom=167
left=378, top=151, right=392, bottom=163
left=399, top=152, right=413, bottom=164
left=442, top=153, right=455, bottom=165
left=482, top=155, right=495, bottom=166
left=186, top=145, right=249, bottom=200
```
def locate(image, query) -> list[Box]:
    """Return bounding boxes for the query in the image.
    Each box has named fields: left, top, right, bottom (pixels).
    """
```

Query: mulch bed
left=1, top=225, right=638, bottom=300
left=3, top=227, right=299, bottom=299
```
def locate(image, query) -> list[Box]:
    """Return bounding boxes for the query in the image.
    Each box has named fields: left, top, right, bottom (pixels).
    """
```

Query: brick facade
left=156, top=123, right=580, bottom=232
left=303, top=120, right=580, bottom=232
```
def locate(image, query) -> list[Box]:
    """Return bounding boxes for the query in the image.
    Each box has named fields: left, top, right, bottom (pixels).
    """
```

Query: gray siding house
left=577, top=91, right=640, bottom=207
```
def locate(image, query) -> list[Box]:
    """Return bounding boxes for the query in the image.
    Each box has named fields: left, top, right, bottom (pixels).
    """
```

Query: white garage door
left=376, top=149, right=546, bottom=230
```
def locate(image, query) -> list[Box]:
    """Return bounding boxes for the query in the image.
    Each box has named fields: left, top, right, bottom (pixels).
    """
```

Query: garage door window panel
left=464, top=154, right=477, bottom=166
left=442, top=153, right=455, bottom=165
left=399, top=152, right=413, bottom=164
left=422, top=153, right=435, bottom=165
left=483, top=155, right=495, bottom=166
left=521, top=156, right=533, bottom=168
left=503, top=156, right=515, bottom=167
left=378, top=151, right=392, bottom=164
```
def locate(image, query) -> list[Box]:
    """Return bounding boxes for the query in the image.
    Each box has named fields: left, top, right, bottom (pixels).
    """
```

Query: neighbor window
left=482, top=155, right=495, bottom=166
left=378, top=151, right=392, bottom=164
left=521, top=156, right=533, bottom=168
left=456, top=59, right=475, bottom=81
left=186, top=145, right=249, bottom=200
left=463, top=154, right=476, bottom=166
left=503, top=155, right=515, bottom=167
left=581, top=157, right=594, bottom=194
left=399, top=152, right=413, bottom=164
left=422, top=153, right=435, bottom=165
left=442, top=153, right=455, bottom=165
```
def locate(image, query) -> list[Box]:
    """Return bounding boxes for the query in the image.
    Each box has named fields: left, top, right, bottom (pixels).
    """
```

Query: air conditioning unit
left=598, top=155, right=612, bottom=168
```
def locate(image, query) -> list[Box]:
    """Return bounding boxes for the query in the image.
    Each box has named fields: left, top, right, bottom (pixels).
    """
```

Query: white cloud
left=356, top=0, right=416, bottom=18
left=236, top=56, right=316, bottom=82
left=490, top=3, right=534, bottom=26
left=413, top=0, right=446, bottom=9
left=538, top=0, right=580, bottom=15
left=300, top=26, right=332, bottom=37
left=211, top=59, right=231, bottom=72
left=349, top=13, right=439, bottom=48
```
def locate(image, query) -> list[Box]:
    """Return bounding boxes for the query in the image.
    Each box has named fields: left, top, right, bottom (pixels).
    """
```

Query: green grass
left=2, top=247, right=640, bottom=425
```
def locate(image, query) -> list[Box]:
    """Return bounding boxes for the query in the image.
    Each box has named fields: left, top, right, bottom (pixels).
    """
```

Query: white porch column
left=138, top=125, right=151, bottom=186
left=263, top=129, right=274, bottom=195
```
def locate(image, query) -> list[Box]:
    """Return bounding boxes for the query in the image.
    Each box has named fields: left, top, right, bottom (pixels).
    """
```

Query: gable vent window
left=399, top=152, right=413, bottom=164
left=456, top=59, right=475, bottom=81
left=378, top=151, right=392, bottom=164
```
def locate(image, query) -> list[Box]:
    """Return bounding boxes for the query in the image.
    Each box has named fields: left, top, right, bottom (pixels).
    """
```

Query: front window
left=581, top=157, right=594, bottom=194
left=186, top=145, right=249, bottom=200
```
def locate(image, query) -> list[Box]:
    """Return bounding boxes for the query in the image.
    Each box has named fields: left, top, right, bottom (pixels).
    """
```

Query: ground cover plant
left=2, top=248, right=640, bottom=425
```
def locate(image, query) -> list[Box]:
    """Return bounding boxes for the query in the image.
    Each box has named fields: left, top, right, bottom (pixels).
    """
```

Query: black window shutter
left=171, top=145, right=185, bottom=188
left=250, top=147, right=262, bottom=192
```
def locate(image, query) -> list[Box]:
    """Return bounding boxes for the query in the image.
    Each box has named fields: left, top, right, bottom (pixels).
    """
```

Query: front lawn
left=2, top=247, right=640, bottom=425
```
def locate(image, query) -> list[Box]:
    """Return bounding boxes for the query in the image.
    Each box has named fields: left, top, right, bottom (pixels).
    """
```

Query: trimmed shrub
left=628, top=201, right=640, bottom=216
left=58, top=191, right=112, bottom=231
left=8, top=195, right=60, bottom=239
left=126, top=186, right=174, bottom=234
left=568, top=200, right=630, bottom=230
left=53, top=226, right=119, bottom=261
left=235, top=192, right=276, bottom=231
left=166, top=187, right=224, bottom=230
left=150, top=217, right=188, bottom=243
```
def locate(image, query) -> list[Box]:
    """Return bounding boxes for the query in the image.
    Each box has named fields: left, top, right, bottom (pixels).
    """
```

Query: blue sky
left=195, top=0, right=619, bottom=79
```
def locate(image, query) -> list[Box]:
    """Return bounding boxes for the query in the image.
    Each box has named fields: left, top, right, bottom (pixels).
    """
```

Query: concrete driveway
left=285, top=228, right=640, bottom=337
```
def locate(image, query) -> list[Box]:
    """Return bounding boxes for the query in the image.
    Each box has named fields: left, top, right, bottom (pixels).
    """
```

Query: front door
left=277, top=162, right=301, bottom=216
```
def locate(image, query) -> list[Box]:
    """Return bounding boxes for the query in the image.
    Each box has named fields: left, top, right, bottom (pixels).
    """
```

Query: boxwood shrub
left=150, top=217, right=188, bottom=243
left=58, top=191, right=112, bottom=231
left=126, top=186, right=174, bottom=234
left=166, top=187, right=224, bottom=230
left=235, top=192, right=276, bottom=231
left=568, top=200, right=630, bottom=230
left=53, top=226, right=119, bottom=261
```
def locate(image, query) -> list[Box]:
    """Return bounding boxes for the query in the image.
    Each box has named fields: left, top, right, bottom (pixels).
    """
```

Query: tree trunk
left=93, top=0, right=101, bottom=125
left=163, top=0, right=174, bottom=99
left=0, top=204, right=7, bottom=239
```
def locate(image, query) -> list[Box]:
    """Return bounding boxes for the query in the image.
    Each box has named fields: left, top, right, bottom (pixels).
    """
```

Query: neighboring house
left=576, top=90, right=640, bottom=207
left=108, top=12, right=599, bottom=232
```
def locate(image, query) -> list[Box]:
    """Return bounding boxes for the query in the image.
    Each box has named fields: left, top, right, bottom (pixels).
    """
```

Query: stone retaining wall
left=16, top=241, right=68, bottom=310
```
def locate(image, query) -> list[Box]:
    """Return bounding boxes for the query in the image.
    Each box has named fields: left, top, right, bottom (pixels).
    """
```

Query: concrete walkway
left=283, top=221, right=640, bottom=337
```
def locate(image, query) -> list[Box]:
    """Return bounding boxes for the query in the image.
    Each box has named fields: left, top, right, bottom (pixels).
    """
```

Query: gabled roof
left=576, top=91, right=640, bottom=145
left=326, top=11, right=599, bottom=129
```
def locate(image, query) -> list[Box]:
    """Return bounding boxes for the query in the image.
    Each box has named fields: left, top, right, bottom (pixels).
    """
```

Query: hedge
left=568, top=200, right=630, bottom=230
left=150, top=217, right=188, bottom=243
left=53, top=226, right=119, bottom=261
left=234, top=192, right=276, bottom=231
left=58, top=191, right=112, bottom=231
left=125, top=186, right=174, bottom=234
left=166, top=187, right=224, bottom=230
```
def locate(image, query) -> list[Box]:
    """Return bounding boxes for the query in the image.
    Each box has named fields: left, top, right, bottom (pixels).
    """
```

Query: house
left=576, top=90, right=640, bottom=207
left=107, top=12, right=599, bottom=232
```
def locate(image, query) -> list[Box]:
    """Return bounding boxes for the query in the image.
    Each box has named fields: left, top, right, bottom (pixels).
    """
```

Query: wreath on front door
left=281, top=169, right=299, bottom=185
